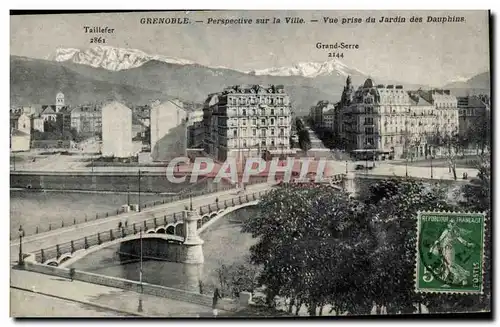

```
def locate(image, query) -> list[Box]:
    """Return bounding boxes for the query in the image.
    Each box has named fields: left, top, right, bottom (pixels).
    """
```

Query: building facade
left=309, top=101, right=335, bottom=130
left=70, top=104, right=102, bottom=136
left=339, top=77, right=460, bottom=159
left=150, top=99, right=187, bottom=162
left=101, top=101, right=133, bottom=158
left=187, top=110, right=204, bottom=148
left=457, top=95, right=490, bottom=137
left=203, top=84, right=293, bottom=162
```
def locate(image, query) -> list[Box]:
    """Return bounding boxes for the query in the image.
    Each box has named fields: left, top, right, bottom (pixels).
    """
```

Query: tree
left=241, top=176, right=491, bottom=316
left=297, top=129, right=311, bottom=154
left=401, top=129, right=414, bottom=176
left=243, top=184, right=377, bottom=315
left=364, top=178, right=490, bottom=314
left=215, top=258, right=261, bottom=298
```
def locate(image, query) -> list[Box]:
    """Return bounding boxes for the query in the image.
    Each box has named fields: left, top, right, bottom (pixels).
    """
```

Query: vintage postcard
left=10, top=10, right=491, bottom=317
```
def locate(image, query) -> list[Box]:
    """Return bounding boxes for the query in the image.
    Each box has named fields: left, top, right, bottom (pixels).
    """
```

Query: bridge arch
left=197, top=200, right=259, bottom=234
left=57, top=233, right=184, bottom=268
left=175, top=223, right=184, bottom=237
left=166, top=225, right=175, bottom=235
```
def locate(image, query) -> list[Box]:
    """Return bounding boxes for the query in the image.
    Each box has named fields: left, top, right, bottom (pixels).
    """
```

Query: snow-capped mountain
left=54, top=46, right=196, bottom=71
left=447, top=76, right=470, bottom=83
left=248, top=60, right=366, bottom=78
left=53, top=46, right=364, bottom=79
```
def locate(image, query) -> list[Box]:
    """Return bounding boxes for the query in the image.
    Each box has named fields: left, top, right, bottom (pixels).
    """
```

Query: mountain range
left=10, top=46, right=490, bottom=115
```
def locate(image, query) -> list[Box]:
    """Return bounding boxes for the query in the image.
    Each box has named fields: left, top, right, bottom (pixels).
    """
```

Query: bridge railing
left=31, top=189, right=271, bottom=264
left=14, top=182, right=258, bottom=239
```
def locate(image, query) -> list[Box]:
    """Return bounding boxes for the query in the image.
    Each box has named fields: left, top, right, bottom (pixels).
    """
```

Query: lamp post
left=430, top=152, right=434, bottom=179
left=18, top=225, right=24, bottom=266
left=138, top=169, right=141, bottom=212
left=345, top=160, right=348, bottom=174
left=138, top=228, right=144, bottom=312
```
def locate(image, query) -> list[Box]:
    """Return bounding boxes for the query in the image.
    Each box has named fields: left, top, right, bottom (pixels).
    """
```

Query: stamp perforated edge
left=414, top=210, right=487, bottom=295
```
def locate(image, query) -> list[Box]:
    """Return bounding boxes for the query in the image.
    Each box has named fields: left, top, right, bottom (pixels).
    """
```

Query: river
left=68, top=206, right=259, bottom=292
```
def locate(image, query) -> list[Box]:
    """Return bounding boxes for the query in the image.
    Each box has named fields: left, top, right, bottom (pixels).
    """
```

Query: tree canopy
left=242, top=176, right=490, bottom=315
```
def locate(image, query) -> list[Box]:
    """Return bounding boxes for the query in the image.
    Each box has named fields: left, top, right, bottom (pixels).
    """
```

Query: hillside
left=10, top=56, right=165, bottom=106
left=444, top=71, right=490, bottom=97
left=11, top=56, right=342, bottom=115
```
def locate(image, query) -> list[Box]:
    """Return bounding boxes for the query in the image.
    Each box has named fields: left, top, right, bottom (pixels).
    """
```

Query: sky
left=10, top=10, right=490, bottom=86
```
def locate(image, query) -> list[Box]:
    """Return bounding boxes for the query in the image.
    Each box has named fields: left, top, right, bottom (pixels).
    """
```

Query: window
left=242, top=109, right=247, bottom=116
left=261, top=129, right=267, bottom=137
left=233, top=130, right=237, bottom=138
left=280, top=128, right=284, bottom=136
left=261, top=139, right=266, bottom=146
left=242, top=119, right=247, bottom=126
left=252, top=109, right=256, bottom=115
left=270, top=118, right=275, bottom=125
left=253, top=129, right=257, bottom=136
left=271, top=140, right=275, bottom=146
left=280, top=108, right=284, bottom=115
left=271, top=129, right=275, bottom=136
left=279, top=117, right=284, bottom=125
left=271, top=109, right=275, bottom=115
left=252, top=119, right=257, bottom=126
left=364, top=117, right=373, bottom=125
left=261, top=119, right=266, bottom=125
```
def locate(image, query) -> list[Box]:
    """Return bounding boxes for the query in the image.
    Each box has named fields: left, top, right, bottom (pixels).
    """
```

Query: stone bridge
left=28, top=191, right=268, bottom=267
left=25, top=173, right=354, bottom=268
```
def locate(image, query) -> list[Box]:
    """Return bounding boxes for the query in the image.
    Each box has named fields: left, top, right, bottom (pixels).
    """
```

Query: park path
left=11, top=269, right=223, bottom=317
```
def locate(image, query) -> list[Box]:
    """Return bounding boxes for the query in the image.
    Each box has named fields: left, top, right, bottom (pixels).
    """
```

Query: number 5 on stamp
left=416, top=211, right=485, bottom=294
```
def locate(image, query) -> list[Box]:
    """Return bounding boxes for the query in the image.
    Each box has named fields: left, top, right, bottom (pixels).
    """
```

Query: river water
left=10, top=190, right=170, bottom=238
left=68, top=206, right=259, bottom=292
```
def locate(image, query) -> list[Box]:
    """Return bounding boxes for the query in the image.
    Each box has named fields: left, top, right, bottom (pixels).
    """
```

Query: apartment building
left=203, top=84, right=294, bottom=162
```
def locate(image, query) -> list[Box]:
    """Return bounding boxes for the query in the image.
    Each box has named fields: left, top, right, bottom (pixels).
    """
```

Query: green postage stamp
left=416, top=211, right=486, bottom=294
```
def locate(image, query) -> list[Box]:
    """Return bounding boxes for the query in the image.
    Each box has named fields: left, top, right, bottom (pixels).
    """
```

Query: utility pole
left=138, top=169, right=141, bottom=212
left=18, top=226, right=24, bottom=266
left=430, top=151, right=434, bottom=179
left=137, top=228, right=143, bottom=312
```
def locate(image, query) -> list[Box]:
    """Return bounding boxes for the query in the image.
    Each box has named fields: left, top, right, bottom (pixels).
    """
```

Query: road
left=10, top=182, right=274, bottom=263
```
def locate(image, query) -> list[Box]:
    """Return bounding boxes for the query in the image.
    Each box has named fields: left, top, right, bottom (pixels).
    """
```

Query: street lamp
left=138, top=169, right=141, bottom=212
left=138, top=228, right=144, bottom=312
left=430, top=153, right=434, bottom=179
left=18, top=225, right=24, bottom=266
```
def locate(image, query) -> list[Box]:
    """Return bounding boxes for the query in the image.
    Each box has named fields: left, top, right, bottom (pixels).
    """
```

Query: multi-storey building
left=418, top=90, right=459, bottom=136
left=70, top=104, right=102, bottom=136
left=203, top=84, right=293, bottom=162
left=101, top=101, right=133, bottom=158
left=187, top=110, right=204, bottom=148
left=150, top=99, right=187, bottom=162
left=457, top=95, right=490, bottom=137
left=309, top=101, right=335, bottom=130
left=339, top=77, right=460, bottom=159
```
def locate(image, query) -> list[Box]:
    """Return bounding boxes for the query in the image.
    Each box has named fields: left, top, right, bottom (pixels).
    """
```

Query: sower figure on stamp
left=429, top=220, right=475, bottom=286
